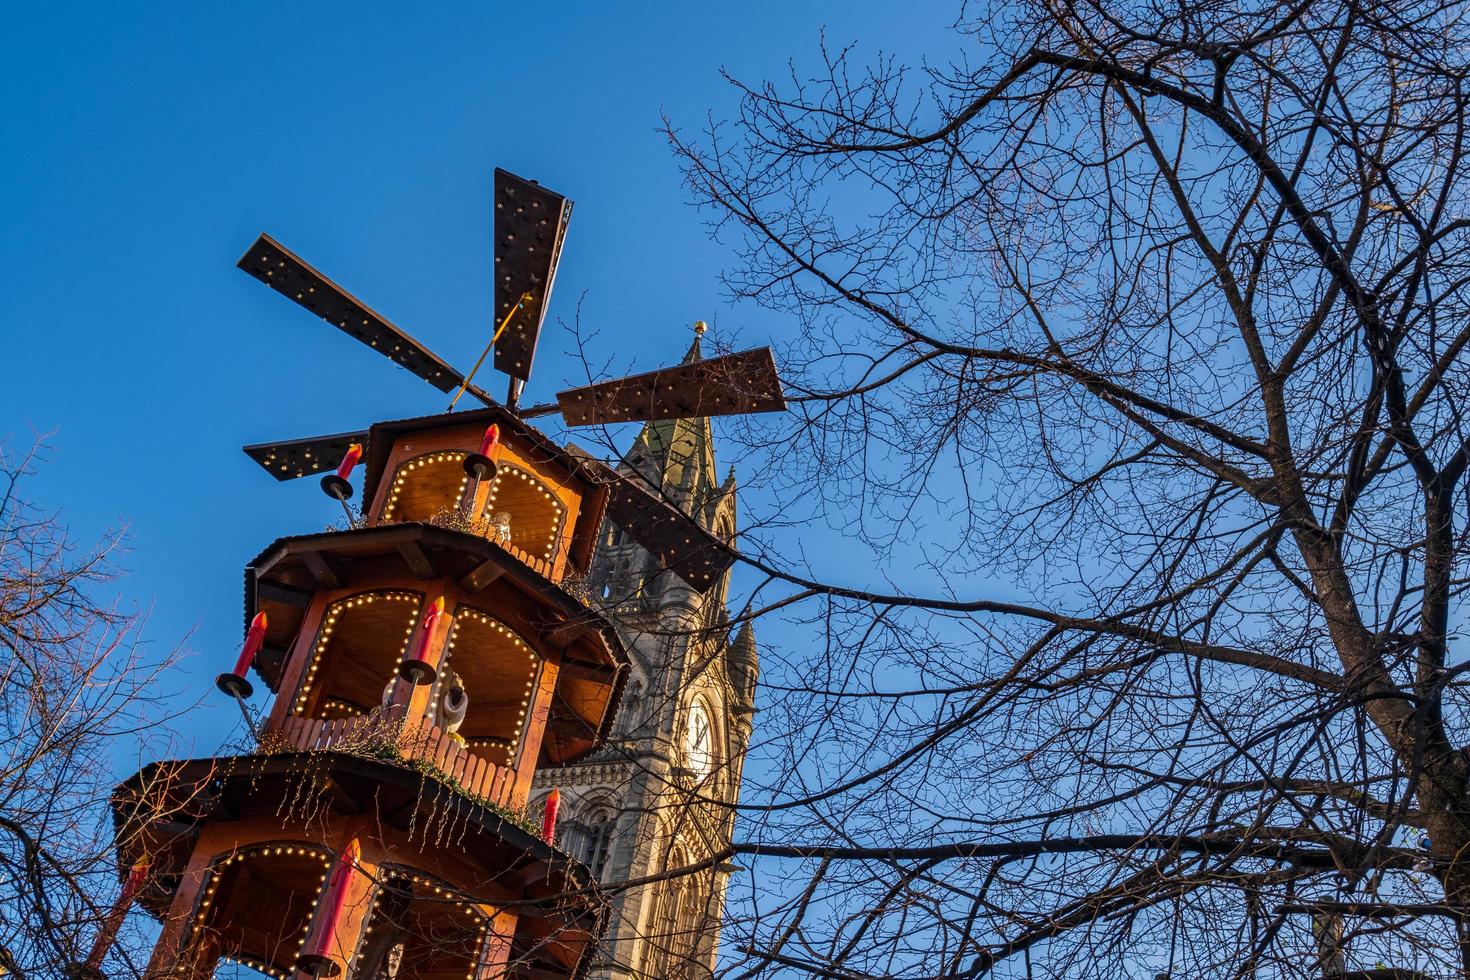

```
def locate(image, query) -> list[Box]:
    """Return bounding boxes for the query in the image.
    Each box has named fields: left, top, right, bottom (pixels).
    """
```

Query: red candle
left=231, top=612, right=268, bottom=678
left=83, top=855, right=150, bottom=969
left=306, top=839, right=361, bottom=967
left=335, top=442, right=364, bottom=480
left=541, top=788, right=560, bottom=843
left=121, top=854, right=150, bottom=899
left=417, top=597, right=444, bottom=657
left=478, top=424, right=500, bottom=457
left=401, top=597, right=445, bottom=675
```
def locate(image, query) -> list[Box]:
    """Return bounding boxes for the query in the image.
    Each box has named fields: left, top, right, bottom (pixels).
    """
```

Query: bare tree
left=658, top=0, right=1470, bottom=975
left=0, top=438, right=187, bottom=978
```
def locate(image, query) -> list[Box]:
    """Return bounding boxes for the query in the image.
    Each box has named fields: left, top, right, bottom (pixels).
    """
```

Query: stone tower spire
left=728, top=620, right=759, bottom=713
left=536, top=321, right=756, bottom=980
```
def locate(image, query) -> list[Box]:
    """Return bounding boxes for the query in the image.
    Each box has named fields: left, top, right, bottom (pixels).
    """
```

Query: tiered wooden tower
left=99, top=168, right=783, bottom=980
left=114, top=407, right=634, bottom=979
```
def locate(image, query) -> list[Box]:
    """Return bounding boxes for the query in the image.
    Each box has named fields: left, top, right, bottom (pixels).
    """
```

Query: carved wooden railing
left=410, top=513, right=559, bottom=581
left=269, top=713, right=520, bottom=812
left=502, top=540, right=553, bottom=580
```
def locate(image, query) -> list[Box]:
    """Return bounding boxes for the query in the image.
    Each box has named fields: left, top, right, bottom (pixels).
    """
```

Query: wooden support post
left=509, top=652, right=561, bottom=810
left=267, top=597, right=328, bottom=730
left=472, top=910, right=519, bottom=979
left=144, top=846, right=217, bottom=979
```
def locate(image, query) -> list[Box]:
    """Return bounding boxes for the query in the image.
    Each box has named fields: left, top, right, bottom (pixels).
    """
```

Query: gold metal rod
left=448, top=292, right=532, bottom=411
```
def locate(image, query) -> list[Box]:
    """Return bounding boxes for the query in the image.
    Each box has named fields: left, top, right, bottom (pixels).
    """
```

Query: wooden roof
left=360, top=405, right=598, bottom=507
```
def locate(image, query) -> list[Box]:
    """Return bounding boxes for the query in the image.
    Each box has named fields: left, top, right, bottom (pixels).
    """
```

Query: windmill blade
left=243, top=430, right=368, bottom=481
left=566, top=450, right=736, bottom=591
left=492, top=169, right=573, bottom=382
left=238, top=233, right=487, bottom=398
left=552, top=347, right=787, bottom=427
left=605, top=478, right=737, bottom=591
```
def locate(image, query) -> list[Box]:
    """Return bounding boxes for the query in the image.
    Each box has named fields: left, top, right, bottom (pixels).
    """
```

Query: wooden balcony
left=268, top=711, right=523, bottom=813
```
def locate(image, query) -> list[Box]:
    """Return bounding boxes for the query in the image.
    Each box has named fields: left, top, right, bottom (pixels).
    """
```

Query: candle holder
left=297, top=841, right=358, bottom=977
left=215, top=670, right=253, bottom=700
left=295, top=952, right=343, bottom=977
left=397, top=657, right=436, bottom=685
left=320, top=475, right=357, bottom=526
left=217, top=612, right=266, bottom=703
left=541, top=788, right=561, bottom=843
left=320, top=473, right=353, bottom=502
left=463, top=452, right=498, bottom=482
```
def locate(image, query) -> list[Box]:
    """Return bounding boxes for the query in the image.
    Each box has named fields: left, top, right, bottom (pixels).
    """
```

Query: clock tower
left=532, top=324, right=759, bottom=979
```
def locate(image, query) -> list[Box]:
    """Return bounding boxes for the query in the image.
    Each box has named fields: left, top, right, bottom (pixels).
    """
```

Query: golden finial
left=693, top=320, right=708, bottom=336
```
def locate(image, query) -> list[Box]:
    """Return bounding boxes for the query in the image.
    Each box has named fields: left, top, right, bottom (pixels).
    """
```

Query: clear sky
left=0, top=4, right=963, bottom=756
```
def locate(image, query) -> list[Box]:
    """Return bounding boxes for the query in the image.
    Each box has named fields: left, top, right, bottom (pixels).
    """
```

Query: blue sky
left=0, top=4, right=963, bottom=756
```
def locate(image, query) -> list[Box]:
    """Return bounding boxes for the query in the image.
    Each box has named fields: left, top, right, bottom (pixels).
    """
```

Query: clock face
left=685, top=701, right=714, bottom=778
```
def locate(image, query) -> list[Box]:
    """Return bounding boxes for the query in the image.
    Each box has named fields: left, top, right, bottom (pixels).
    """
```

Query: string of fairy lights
left=292, top=591, right=420, bottom=716
left=321, top=697, right=366, bottom=718
left=439, top=607, right=541, bottom=765
left=483, top=465, right=566, bottom=560
left=381, top=451, right=471, bottom=523
left=184, top=844, right=333, bottom=979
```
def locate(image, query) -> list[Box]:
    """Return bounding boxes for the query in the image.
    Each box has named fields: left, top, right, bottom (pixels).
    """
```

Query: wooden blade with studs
left=243, top=430, right=368, bottom=482
left=568, top=452, right=737, bottom=591
left=554, top=347, right=787, bottom=426
left=238, top=233, right=472, bottom=395
left=492, top=169, right=572, bottom=382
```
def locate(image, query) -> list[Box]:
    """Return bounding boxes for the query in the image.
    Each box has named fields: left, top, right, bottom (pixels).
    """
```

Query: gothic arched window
left=642, top=848, right=705, bottom=979
left=665, top=460, right=686, bottom=495
left=711, top=518, right=736, bottom=610
left=580, top=810, right=615, bottom=880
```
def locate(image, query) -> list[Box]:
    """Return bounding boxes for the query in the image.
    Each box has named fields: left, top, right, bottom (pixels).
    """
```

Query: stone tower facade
left=533, top=327, right=759, bottom=979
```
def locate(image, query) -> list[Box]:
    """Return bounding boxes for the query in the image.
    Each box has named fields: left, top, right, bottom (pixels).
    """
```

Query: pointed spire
left=731, top=620, right=757, bottom=664
left=727, top=620, right=759, bottom=707
left=683, top=320, right=707, bottom=364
